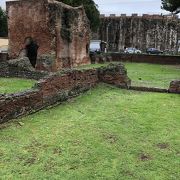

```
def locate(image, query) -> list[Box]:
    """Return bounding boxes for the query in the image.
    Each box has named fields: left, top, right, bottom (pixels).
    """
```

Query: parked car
left=124, top=47, right=142, bottom=54
left=146, top=48, right=163, bottom=55
left=90, top=40, right=107, bottom=54
left=90, top=40, right=102, bottom=54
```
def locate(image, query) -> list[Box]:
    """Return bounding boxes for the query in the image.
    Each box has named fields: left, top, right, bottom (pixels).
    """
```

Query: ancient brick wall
left=0, top=62, right=9, bottom=77
left=96, top=14, right=180, bottom=52
left=0, top=61, right=48, bottom=80
left=0, top=69, right=98, bottom=123
left=0, top=90, right=43, bottom=124
left=6, top=0, right=90, bottom=71
left=37, top=69, right=99, bottom=106
left=7, top=0, right=53, bottom=59
left=0, top=63, right=130, bottom=123
left=98, top=64, right=131, bottom=88
left=48, top=1, right=90, bottom=69
left=169, top=80, right=180, bottom=94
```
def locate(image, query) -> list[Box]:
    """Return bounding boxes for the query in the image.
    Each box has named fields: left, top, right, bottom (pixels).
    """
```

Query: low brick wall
left=0, top=63, right=130, bottom=123
left=0, top=62, right=9, bottom=77
left=36, top=69, right=99, bottom=106
left=168, top=80, right=180, bottom=94
left=0, top=90, right=43, bottom=124
left=8, top=66, right=48, bottom=80
left=130, top=86, right=168, bottom=93
left=91, top=53, right=180, bottom=65
left=0, top=62, right=48, bottom=80
left=98, top=63, right=131, bottom=88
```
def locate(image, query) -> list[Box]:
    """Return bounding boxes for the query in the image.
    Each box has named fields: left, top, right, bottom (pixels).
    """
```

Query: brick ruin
left=6, top=0, right=90, bottom=71
left=1, top=1, right=179, bottom=124
left=94, top=14, right=180, bottom=52
left=0, top=63, right=131, bottom=123
left=169, top=80, right=180, bottom=93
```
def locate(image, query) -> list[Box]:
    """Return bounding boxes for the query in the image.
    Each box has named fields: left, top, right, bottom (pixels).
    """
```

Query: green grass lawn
left=0, top=78, right=36, bottom=94
left=124, top=63, right=180, bottom=88
left=0, top=84, right=179, bottom=179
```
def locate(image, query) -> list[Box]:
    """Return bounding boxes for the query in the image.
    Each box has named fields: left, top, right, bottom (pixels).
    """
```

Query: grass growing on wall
left=0, top=84, right=179, bottom=179
left=0, top=78, right=36, bottom=94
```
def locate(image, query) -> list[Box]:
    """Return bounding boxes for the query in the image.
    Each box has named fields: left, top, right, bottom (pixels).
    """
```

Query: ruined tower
left=6, top=0, right=90, bottom=71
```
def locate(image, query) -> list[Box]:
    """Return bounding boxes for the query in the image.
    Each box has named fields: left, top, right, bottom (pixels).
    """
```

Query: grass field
left=0, top=78, right=36, bottom=94
left=124, top=63, right=180, bottom=88
left=0, top=63, right=179, bottom=94
left=0, top=84, right=179, bottom=179
left=78, top=62, right=180, bottom=88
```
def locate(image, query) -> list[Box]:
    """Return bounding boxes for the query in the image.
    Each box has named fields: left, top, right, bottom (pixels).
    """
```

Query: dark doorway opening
left=24, top=37, right=39, bottom=68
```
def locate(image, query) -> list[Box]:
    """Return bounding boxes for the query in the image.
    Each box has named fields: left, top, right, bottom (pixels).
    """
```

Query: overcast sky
left=0, top=0, right=169, bottom=15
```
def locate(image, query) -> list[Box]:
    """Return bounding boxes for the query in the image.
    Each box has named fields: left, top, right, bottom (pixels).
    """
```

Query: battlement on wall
left=100, top=14, right=179, bottom=20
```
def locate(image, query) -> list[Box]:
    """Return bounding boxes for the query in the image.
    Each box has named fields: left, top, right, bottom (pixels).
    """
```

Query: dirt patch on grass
left=103, top=133, right=118, bottom=144
left=69, top=165, right=79, bottom=170
left=139, top=153, right=152, bottom=161
left=53, top=147, right=62, bottom=155
left=157, top=143, right=169, bottom=149
left=43, top=158, right=58, bottom=172
left=24, top=139, right=50, bottom=155
left=122, top=170, right=134, bottom=177
left=24, top=156, right=37, bottom=166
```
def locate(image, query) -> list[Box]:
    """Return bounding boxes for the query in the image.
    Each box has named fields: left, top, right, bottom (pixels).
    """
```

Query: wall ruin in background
left=94, top=14, right=180, bottom=52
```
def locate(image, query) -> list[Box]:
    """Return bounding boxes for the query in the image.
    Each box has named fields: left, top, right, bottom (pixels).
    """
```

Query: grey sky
left=0, top=0, right=169, bottom=15
left=94, top=0, right=169, bottom=15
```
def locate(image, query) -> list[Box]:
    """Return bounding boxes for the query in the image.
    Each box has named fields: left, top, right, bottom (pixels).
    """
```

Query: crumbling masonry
left=7, top=0, right=90, bottom=71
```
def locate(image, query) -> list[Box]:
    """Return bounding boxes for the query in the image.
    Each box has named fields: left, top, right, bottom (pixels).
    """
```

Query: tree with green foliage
left=161, top=0, right=180, bottom=14
left=60, top=0, right=100, bottom=31
left=0, top=6, right=8, bottom=37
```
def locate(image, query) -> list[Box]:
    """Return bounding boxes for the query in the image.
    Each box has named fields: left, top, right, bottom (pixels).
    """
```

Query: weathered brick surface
left=37, top=69, right=99, bottom=105
left=169, top=80, right=180, bottom=94
left=0, top=62, right=48, bottom=80
left=0, top=90, right=43, bottom=124
left=0, top=63, right=130, bottom=124
left=7, top=0, right=53, bottom=58
left=0, top=62, right=9, bottom=77
left=7, top=0, right=90, bottom=71
left=98, top=63, right=131, bottom=88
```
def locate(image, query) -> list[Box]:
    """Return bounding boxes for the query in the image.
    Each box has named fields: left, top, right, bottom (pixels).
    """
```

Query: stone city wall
left=93, top=14, right=180, bottom=52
